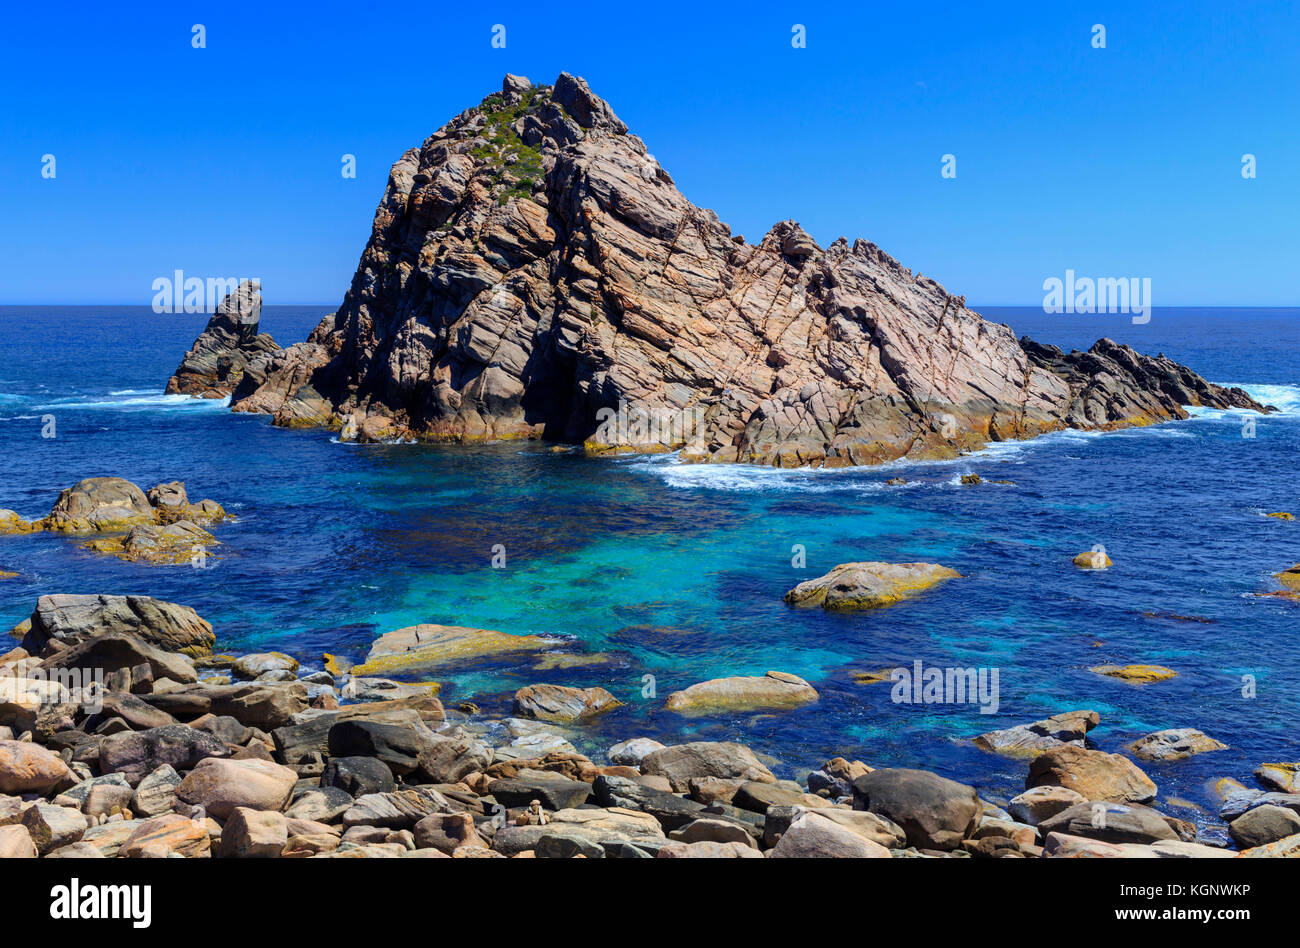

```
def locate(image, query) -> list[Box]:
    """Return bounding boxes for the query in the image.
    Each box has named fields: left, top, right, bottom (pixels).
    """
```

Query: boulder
left=489, top=770, right=592, bottom=810
left=664, top=671, right=819, bottom=713
left=327, top=719, right=435, bottom=776
left=0, top=510, right=40, bottom=535
left=61, top=772, right=131, bottom=806
left=656, top=840, right=763, bottom=858
left=270, top=699, right=444, bottom=763
left=41, top=632, right=197, bottom=685
left=20, top=802, right=88, bottom=854
left=146, top=481, right=188, bottom=509
left=764, top=805, right=906, bottom=849
left=1007, top=785, right=1089, bottom=825
left=1238, top=832, right=1300, bottom=857
left=1255, top=762, right=1300, bottom=793
left=199, top=682, right=309, bottom=729
left=45, top=841, right=106, bottom=858
left=86, top=691, right=177, bottom=731
left=851, top=768, right=981, bottom=851
left=807, top=757, right=872, bottom=798
left=1037, top=802, right=1178, bottom=845
left=80, top=820, right=141, bottom=857
left=1128, top=728, right=1228, bottom=761
left=351, top=624, right=552, bottom=675
left=1229, top=804, right=1300, bottom=849
left=1089, top=664, right=1176, bottom=684
left=415, top=728, right=493, bottom=783
left=1072, top=550, right=1111, bottom=569
left=0, top=824, right=37, bottom=859
left=731, top=781, right=826, bottom=814
left=1025, top=745, right=1157, bottom=803
left=973, top=710, right=1099, bottom=757
left=190, top=713, right=252, bottom=746
left=99, top=724, right=229, bottom=784
left=639, top=741, right=776, bottom=792
left=22, top=593, right=214, bottom=656
left=132, top=765, right=183, bottom=817
left=1041, top=831, right=1159, bottom=858
left=769, top=810, right=893, bottom=858
left=321, top=756, right=395, bottom=797
left=175, top=757, right=297, bottom=818
left=668, top=817, right=757, bottom=849
left=0, top=739, right=73, bottom=793
left=340, top=787, right=451, bottom=829
left=120, top=813, right=211, bottom=858
left=784, top=562, right=960, bottom=610
left=219, top=807, right=288, bottom=858
left=606, top=738, right=664, bottom=766
left=233, top=652, right=299, bottom=680
left=43, top=477, right=153, bottom=532
left=592, top=775, right=708, bottom=832
left=413, top=812, right=486, bottom=854
left=512, top=683, right=621, bottom=722
left=84, top=520, right=215, bottom=565
left=83, top=783, right=135, bottom=819
left=343, top=677, right=440, bottom=702
left=285, top=786, right=354, bottom=823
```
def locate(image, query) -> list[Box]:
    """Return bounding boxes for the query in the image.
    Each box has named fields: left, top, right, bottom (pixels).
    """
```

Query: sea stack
left=166, top=280, right=279, bottom=398
left=208, top=73, right=1266, bottom=463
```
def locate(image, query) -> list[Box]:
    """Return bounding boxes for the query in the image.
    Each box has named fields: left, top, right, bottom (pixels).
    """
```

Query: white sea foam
left=627, top=393, right=1283, bottom=492
left=34, top=392, right=232, bottom=411
left=1224, top=383, right=1300, bottom=415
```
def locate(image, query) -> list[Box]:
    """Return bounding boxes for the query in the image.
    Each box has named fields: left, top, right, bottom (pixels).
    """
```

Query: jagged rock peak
left=216, top=74, right=1270, bottom=465
left=166, top=280, right=279, bottom=398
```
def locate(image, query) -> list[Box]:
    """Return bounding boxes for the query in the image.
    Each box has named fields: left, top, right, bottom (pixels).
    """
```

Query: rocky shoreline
left=3, top=584, right=1299, bottom=860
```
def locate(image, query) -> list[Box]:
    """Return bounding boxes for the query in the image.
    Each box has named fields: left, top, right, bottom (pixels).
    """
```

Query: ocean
left=2, top=305, right=1297, bottom=838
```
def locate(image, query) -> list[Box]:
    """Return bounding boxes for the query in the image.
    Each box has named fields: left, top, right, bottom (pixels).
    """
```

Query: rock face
left=166, top=280, right=280, bottom=398
left=784, top=562, right=960, bottom=610
left=218, top=72, right=1267, bottom=466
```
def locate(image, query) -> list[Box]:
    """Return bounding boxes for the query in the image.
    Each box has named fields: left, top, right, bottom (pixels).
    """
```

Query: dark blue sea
left=2, top=305, right=1298, bottom=835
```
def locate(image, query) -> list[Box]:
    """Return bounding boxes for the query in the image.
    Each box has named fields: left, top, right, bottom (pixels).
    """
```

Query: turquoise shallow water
left=2, top=306, right=1298, bottom=835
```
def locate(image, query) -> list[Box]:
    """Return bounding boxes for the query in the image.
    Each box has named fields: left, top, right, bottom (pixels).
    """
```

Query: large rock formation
left=167, top=280, right=279, bottom=398
left=220, top=73, right=1267, bottom=466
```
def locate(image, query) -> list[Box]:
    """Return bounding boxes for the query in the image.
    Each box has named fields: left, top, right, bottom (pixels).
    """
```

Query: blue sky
left=1, top=0, right=1295, bottom=305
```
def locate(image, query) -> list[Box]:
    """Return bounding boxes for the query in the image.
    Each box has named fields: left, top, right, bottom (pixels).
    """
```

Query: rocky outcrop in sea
left=197, top=73, right=1267, bottom=466
left=166, top=280, right=279, bottom=398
